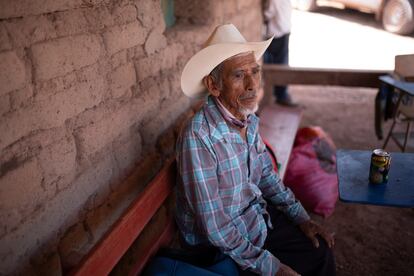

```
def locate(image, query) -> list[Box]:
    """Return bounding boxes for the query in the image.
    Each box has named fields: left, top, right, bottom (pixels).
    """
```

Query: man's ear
left=203, top=75, right=221, bottom=97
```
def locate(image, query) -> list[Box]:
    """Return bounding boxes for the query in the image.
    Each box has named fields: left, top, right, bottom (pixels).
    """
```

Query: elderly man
left=176, top=24, right=335, bottom=276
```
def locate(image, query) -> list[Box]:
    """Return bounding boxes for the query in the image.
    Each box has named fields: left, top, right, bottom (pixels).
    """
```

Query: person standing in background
left=262, top=0, right=298, bottom=107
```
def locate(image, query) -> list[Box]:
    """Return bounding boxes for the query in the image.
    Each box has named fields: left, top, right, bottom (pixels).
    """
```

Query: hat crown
left=204, top=24, right=247, bottom=48
left=181, top=23, right=272, bottom=98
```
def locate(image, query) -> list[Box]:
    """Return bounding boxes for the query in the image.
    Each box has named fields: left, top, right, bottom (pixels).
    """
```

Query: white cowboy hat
left=180, top=24, right=273, bottom=98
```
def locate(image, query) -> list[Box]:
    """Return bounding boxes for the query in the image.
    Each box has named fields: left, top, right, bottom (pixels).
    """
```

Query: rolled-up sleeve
left=178, top=130, right=280, bottom=275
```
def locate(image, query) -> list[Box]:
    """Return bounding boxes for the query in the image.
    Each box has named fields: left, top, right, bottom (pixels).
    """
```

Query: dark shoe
left=276, top=98, right=299, bottom=107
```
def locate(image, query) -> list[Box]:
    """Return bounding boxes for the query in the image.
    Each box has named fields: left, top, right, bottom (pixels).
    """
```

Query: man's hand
left=276, top=263, right=301, bottom=276
left=299, top=220, right=335, bottom=248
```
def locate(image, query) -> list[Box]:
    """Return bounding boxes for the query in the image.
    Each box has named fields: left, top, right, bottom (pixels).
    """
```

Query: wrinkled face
left=212, top=52, right=262, bottom=120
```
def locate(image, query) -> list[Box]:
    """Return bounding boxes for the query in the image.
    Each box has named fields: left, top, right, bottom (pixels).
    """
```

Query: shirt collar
left=203, top=96, right=259, bottom=145
left=213, top=97, right=251, bottom=129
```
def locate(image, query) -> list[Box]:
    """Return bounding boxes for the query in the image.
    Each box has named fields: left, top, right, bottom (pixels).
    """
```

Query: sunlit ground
left=290, top=8, right=414, bottom=70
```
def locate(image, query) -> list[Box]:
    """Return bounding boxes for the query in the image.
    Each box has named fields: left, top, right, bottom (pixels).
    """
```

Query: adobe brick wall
left=0, top=0, right=262, bottom=274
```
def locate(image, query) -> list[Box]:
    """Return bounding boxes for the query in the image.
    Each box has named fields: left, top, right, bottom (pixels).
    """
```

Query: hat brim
left=181, top=37, right=273, bottom=98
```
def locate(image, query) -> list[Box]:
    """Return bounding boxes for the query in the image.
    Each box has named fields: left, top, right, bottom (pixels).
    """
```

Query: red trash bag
left=284, top=127, right=338, bottom=217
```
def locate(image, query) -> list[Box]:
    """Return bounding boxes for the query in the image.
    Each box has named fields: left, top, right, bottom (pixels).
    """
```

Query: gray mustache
left=240, top=91, right=257, bottom=100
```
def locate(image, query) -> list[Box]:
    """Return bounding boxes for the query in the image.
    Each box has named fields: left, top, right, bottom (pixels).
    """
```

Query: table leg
left=383, top=92, right=403, bottom=150
left=403, top=120, right=412, bottom=152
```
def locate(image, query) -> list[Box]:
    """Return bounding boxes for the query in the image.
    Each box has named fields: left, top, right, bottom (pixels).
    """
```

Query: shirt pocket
left=214, top=142, right=248, bottom=206
left=249, top=144, right=264, bottom=184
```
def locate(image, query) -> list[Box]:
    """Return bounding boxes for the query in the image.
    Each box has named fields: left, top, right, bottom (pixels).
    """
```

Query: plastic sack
left=263, top=139, right=280, bottom=174
left=284, top=127, right=338, bottom=217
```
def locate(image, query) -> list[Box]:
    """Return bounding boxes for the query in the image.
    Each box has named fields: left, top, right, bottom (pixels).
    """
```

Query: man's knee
left=315, top=236, right=333, bottom=257
left=315, top=237, right=336, bottom=275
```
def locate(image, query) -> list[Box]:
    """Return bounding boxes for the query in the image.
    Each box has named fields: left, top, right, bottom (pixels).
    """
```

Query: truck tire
left=382, top=0, right=414, bottom=35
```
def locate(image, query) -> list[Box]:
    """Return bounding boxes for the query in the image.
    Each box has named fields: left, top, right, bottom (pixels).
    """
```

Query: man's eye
left=235, top=72, right=243, bottom=78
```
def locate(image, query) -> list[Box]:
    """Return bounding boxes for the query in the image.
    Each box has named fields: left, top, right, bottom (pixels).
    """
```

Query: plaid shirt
left=176, top=96, right=309, bottom=275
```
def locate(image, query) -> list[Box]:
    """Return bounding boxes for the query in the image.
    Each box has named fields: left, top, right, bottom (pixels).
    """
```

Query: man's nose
left=245, top=74, right=257, bottom=91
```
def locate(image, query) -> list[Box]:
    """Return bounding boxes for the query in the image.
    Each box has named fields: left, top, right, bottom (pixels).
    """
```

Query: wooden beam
left=263, top=64, right=391, bottom=88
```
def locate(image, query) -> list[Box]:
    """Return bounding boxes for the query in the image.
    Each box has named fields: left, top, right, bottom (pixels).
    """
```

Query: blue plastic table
left=336, top=149, right=414, bottom=207
left=379, top=75, right=414, bottom=96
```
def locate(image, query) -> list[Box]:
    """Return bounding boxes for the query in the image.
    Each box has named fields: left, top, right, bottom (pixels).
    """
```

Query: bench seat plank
left=259, top=104, right=302, bottom=180
left=71, top=160, right=176, bottom=276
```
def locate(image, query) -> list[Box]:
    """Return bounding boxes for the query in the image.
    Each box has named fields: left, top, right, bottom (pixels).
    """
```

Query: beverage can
left=369, top=149, right=391, bottom=184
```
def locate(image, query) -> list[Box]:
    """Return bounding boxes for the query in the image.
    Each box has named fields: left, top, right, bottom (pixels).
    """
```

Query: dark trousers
left=176, top=205, right=335, bottom=276
left=263, top=34, right=290, bottom=101
left=238, top=205, right=336, bottom=276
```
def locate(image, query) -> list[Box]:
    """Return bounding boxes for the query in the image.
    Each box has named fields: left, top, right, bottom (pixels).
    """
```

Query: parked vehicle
left=292, top=0, right=414, bottom=35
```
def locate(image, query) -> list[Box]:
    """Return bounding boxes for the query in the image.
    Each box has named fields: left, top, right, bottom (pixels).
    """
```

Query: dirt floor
left=290, top=85, right=414, bottom=276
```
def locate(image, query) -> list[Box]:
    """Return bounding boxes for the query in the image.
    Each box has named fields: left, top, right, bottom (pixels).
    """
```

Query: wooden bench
left=70, top=104, right=300, bottom=276
left=259, top=104, right=302, bottom=180
left=69, top=160, right=177, bottom=276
